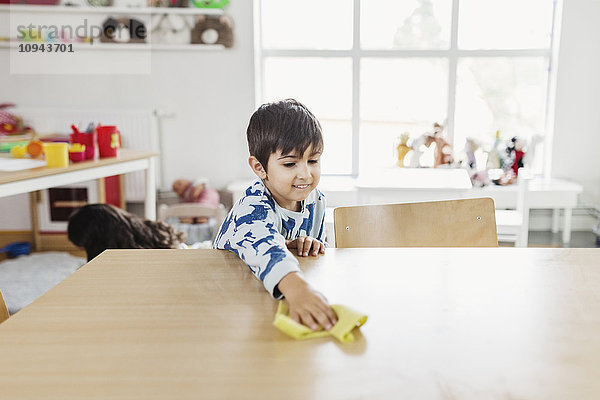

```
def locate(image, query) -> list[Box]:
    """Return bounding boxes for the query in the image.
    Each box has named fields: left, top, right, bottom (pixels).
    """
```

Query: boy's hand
left=286, top=236, right=325, bottom=257
left=278, top=272, right=337, bottom=331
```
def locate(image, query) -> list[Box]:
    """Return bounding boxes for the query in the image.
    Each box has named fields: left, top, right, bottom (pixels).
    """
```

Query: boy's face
left=251, top=145, right=322, bottom=212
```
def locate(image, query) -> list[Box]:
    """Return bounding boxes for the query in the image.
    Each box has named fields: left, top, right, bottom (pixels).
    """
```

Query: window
left=256, top=0, right=558, bottom=175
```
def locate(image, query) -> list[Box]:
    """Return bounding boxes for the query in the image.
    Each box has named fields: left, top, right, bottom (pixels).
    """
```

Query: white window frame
left=254, top=0, right=562, bottom=178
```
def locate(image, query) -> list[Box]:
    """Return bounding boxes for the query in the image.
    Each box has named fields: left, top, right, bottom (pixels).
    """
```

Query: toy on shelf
left=408, top=122, right=453, bottom=168
left=70, top=124, right=96, bottom=160
left=430, top=122, right=453, bottom=168
left=407, top=131, right=432, bottom=168
left=10, top=145, right=27, bottom=158
left=96, top=125, right=121, bottom=158
left=44, top=142, right=69, bottom=168
left=150, top=14, right=193, bottom=44
left=69, top=143, right=86, bottom=163
left=0, top=103, right=34, bottom=136
left=100, top=17, right=147, bottom=44
left=457, top=137, right=491, bottom=187
left=395, top=132, right=411, bottom=167
left=504, top=136, right=526, bottom=177
left=27, top=140, right=44, bottom=158
left=191, top=0, right=229, bottom=8
left=149, top=0, right=188, bottom=7
left=191, top=14, right=233, bottom=47
left=486, top=130, right=503, bottom=170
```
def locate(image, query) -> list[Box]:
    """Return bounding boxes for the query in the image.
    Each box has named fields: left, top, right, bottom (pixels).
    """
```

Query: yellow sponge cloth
left=273, top=301, right=368, bottom=343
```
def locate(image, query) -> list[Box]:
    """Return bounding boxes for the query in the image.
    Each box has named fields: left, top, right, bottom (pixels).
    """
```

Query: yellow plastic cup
left=44, top=143, right=69, bottom=168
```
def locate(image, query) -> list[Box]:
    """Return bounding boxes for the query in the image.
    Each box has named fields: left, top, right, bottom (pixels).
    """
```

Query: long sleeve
left=213, top=186, right=301, bottom=299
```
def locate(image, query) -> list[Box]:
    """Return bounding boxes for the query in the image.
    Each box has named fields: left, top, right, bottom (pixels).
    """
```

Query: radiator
left=14, top=107, right=160, bottom=202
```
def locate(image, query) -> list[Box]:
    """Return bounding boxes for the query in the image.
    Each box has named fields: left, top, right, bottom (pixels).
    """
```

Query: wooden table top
left=0, top=149, right=158, bottom=185
left=0, top=248, right=599, bottom=399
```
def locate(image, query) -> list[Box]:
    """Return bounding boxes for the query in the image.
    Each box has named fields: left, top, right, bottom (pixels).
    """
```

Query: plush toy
left=408, top=131, right=433, bottom=168
left=486, top=129, right=503, bottom=170
left=429, top=122, right=453, bottom=168
left=172, top=178, right=220, bottom=223
left=464, top=137, right=478, bottom=170
left=396, top=132, right=411, bottom=167
left=503, top=136, right=526, bottom=177
left=148, top=0, right=188, bottom=7
left=191, top=0, right=228, bottom=8
left=100, top=17, right=147, bottom=43
left=191, top=15, right=234, bottom=48
left=151, top=14, right=192, bottom=44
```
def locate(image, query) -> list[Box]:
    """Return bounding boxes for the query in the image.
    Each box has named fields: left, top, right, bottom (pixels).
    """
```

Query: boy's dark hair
left=247, top=98, right=323, bottom=170
left=67, top=203, right=185, bottom=261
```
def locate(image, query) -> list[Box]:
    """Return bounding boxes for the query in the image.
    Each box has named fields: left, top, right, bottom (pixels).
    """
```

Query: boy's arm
left=213, top=201, right=301, bottom=298
left=214, top=200, right=337, bottom=330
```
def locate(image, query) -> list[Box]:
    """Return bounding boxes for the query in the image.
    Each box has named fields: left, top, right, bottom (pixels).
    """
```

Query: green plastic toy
left=192, top=0, right=229, bottom=8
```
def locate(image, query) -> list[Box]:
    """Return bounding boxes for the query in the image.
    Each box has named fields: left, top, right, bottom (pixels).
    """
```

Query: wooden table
left=0, top=248, right=598, bottom=399
left=0, top=150, right=158, bottom=248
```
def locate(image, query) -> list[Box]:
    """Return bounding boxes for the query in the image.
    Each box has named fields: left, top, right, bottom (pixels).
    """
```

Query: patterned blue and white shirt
left=213, top=180, right=326, bottom=299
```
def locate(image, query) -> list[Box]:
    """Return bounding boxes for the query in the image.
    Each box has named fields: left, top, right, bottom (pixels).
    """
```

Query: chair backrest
left=334, top=198, right=498, bottom=248
left=0, top=288, right=9, bottom=324
left=158, top=203, right=227, bottom=240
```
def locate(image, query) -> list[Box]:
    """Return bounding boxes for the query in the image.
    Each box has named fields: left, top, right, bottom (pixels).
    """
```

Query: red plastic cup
left=70, top=131, right=96, bottom=160
left=97, top=126, right=121, bottom=158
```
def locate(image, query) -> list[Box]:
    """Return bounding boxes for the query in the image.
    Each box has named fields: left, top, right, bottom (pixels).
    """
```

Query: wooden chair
left=158, top=203, right=227, bottom=241
left=334, top=198, right=498, bottom=248
left=0, top=288, right=9, bottom=324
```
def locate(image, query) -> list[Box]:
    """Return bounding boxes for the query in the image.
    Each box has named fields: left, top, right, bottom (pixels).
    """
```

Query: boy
left=214, top=99, right=337, bottom=331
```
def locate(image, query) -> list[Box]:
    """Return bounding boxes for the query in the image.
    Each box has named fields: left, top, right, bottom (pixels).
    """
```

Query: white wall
left=0, top=1, right=255, bottom=229
left=552, top=0, right=600, bottom=210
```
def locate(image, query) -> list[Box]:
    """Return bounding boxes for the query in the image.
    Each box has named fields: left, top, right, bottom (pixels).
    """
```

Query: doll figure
left=430, top=122, right=453, bottom=168
left=503, top=136, right=526, bottom=177
left=396, top=132, right=411, bottom=167
left=408, top=132, right=434, bottom=168
left=172, top=178, right=220, bottom=223
left=486, top=130, right=503, bottom=170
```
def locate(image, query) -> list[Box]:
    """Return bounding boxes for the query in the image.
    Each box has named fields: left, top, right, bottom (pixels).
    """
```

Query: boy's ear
left=249, top=156, right=267, bottom=180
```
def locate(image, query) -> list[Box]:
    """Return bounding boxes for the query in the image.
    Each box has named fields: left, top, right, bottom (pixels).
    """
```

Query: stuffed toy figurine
left=396, top=132, right=411, bottom=167
left=0, top=103, right=32, bottom=135
left=504, top=136, right=526, bottom=177
left=172, top=178, right=220, bottom=223
left=408, top=131, right=433, bottom=168
left=100, top=17, right=147, bottom=43
left=191, top=15, right=234, bottom=48
left=430, top=122, right=453, bottom=168
left=151, top=14, right=192, bottom=44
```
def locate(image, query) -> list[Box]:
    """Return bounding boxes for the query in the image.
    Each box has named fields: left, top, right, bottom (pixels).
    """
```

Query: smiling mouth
left=292, top=184, right=311, bottom=189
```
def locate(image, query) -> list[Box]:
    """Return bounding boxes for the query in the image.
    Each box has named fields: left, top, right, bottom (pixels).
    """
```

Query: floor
left=500, top=231, right=600, bottom=248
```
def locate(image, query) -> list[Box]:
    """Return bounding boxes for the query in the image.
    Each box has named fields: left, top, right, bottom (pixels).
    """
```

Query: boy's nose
left=296, top=163, right=310, bottom=180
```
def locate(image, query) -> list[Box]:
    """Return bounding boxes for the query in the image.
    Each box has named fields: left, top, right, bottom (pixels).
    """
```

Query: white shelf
left=0, top=41, right=225, bottom=50
left=0, top=4, right=224, bottom=15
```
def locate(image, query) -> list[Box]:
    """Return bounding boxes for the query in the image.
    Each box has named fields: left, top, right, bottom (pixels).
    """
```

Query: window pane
left=320, top=121, right=352, bottom=175
left=360, top=58, right=448, bottom=172
left=263, top=57, right=353, bottom=174
left=361, top=0, right=452, bottom=50
left=458, top=0, right=554, bottom=49
left=261, top=0, right=353, bottom=50
left=454, top=57, right=549, bottom=170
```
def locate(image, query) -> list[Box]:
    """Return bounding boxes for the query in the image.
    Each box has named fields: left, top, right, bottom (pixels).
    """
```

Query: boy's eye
left=283, top=162, right=296, bottom=168
left=308, top=159, right=319, bottom=164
